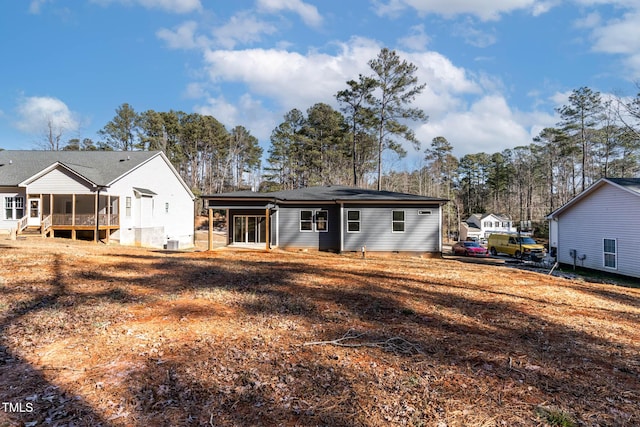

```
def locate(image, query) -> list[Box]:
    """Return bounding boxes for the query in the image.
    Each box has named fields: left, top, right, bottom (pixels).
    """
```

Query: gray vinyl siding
left=556, top=184, right=640, bottom=279
left=343, top=204, right=441, bottom=252
left=277, top=205, right=340, bottom=251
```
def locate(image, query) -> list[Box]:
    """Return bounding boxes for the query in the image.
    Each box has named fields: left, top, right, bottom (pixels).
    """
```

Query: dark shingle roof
left=0, top=150, right=158, bottom=186
left=206, top=186, right=448, bottom=203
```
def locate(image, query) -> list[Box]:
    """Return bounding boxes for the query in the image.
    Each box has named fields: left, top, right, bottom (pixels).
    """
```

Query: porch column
left=265, top=207, right=270, bottom=252
left=226, top=209, right=230, bottom=245
left=94, top=192, right=98, bottom=243
left=39, top=194, right=44, bottom=237
left=106, top=195, right=111, bottom=243
left=50, top=194, right=54, bottom=238
left=72, top=194, right=76, bottom=240
left=208, top=208, right=214, bottom=251
left=339, top=203, right=344, bottom=253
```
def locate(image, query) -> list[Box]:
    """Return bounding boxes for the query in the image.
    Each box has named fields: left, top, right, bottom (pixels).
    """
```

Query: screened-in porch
left=24, top=193, right=120, bottom=241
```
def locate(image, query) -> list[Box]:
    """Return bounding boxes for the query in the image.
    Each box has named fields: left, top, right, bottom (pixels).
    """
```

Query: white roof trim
left=547, top=178, right=640, bottom=219
left=18, top=162, right=98, bottom=188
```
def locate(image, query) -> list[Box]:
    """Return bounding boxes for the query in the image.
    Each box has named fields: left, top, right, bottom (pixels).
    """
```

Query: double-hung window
left=300, top=210, right=314, bottom=231
left=300, top=210, right=328, bottom=232
left=603, top=238, right=617, bottom=269
left=392, top=210, right=405, bottom=233
left=4, top=196, right=24, bottom=220
left=347, top=210, right=361, bottom=233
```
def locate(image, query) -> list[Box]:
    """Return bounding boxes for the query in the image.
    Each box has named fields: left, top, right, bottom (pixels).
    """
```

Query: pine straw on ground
left=0, top=238, right=638, bottom=427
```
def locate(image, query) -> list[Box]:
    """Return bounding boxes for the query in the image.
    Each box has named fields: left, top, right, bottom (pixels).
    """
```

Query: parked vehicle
left=487, top=233, right=545, bottom=259
left=452, top=241, right=489, bottom=257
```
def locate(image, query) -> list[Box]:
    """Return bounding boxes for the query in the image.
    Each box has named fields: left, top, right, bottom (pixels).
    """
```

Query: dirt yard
left=1, top=237, right=638, bottom=426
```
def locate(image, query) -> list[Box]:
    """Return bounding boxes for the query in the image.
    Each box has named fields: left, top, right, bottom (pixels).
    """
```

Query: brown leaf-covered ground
left=1, top=236, right=639, bottom=426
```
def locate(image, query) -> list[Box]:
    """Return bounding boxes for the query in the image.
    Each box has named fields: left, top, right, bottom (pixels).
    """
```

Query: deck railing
left=52, top=214, right=119, bottom=227
left=16, top=215, right=29, bottom=233
left=41, top=215, right=52, bottom=233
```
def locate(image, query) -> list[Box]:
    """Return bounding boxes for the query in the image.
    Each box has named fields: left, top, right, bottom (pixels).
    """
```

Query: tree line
left=52, top=105, right=263, bottom=196
left=24, top=48, right=640, bottom=237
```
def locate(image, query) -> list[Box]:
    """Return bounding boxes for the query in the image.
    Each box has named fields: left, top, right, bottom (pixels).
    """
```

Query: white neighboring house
left=547, top=177, right=640, bottom=279
left=0, top=150, right=195, bottom=248
left=460, top=213, right=516, bottom=241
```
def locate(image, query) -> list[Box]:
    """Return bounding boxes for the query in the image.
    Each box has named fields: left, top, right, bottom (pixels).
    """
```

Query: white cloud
left=15, top=96, right=80, bottom=135
left=156, top=21, right=203, bottom=50
left=419, top=95, right=534, bottom=157
left=158, top=13, right=281, bottom=50
left=573, top=4, right=640, bottom=79
left=28, top=0, right=51, bottom=14
left=201, top=43, right=371, bottom=110
left=199, top=38, right=495, bottom=155
left=549, top=90, right=572, bottom=108
left=90, top=0, right=202, bottom=14
left=256, top=0, right=323, bottom=27
left=194, top=94, right=280, bottom=146
left=590, top=10, right=640, bottom=55
left=183, top=82, right=209, bottom=99
left=212, top=12, right=279, bottom=49
left=374, top=0, right=553, bottom=21
left=453, top=18, right=497, bottom=48
left=398, top=25, right=430, bottom=51
left=574, top=11, right=601, bottom=29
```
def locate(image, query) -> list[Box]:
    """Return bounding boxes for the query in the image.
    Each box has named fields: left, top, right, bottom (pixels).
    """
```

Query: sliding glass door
left=233, top=216, right=266, bottom=243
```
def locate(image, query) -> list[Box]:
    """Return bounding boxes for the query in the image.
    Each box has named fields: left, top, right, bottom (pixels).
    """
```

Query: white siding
left=556, top=183, right=640, bottom=278
left=26, top=167, right=94, bottom=194
left=0, top=187, right=25, bottom=230
left=108, top=155, right=194, bottom=248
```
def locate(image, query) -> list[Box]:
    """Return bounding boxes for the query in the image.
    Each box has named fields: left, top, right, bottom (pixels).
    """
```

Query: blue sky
left=2, top=0, right=640, bottom=168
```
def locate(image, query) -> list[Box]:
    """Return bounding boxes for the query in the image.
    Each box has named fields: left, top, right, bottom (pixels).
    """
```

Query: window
left=125, top=197, right=132, bottom=217
left=300, top=210, right=329, bottom=232
left=4, top=196, right=24, bottom=220
left=347, top=210, right=360, bottom=232
left=392, top=211, right=405, bottom=233
left=300, top=210, right=313, bottom=231
left=484, top=221, right=491, bottom=227
left=603, top=238, right=617, bottom=269
left=315, top=210, right=328, bottom=232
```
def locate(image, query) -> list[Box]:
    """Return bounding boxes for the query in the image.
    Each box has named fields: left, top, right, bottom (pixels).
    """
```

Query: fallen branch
left=303, top=329, right=423, bottom=355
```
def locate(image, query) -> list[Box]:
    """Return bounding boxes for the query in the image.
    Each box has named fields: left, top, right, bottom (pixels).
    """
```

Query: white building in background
left=1, top=150, right=195, bottom=249
left=460, top=213, right=516, bottom=241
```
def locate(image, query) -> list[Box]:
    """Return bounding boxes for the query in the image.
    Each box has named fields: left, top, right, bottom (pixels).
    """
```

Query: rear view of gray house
left=203, top=186, right=448, bottom=255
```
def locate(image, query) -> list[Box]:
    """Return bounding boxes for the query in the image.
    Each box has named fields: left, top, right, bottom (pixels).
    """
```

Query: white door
left=27, top=198, right=41, bottom=227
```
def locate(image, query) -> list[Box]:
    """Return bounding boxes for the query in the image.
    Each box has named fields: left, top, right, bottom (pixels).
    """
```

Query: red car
left=452, top=241, right=489, bottom=257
